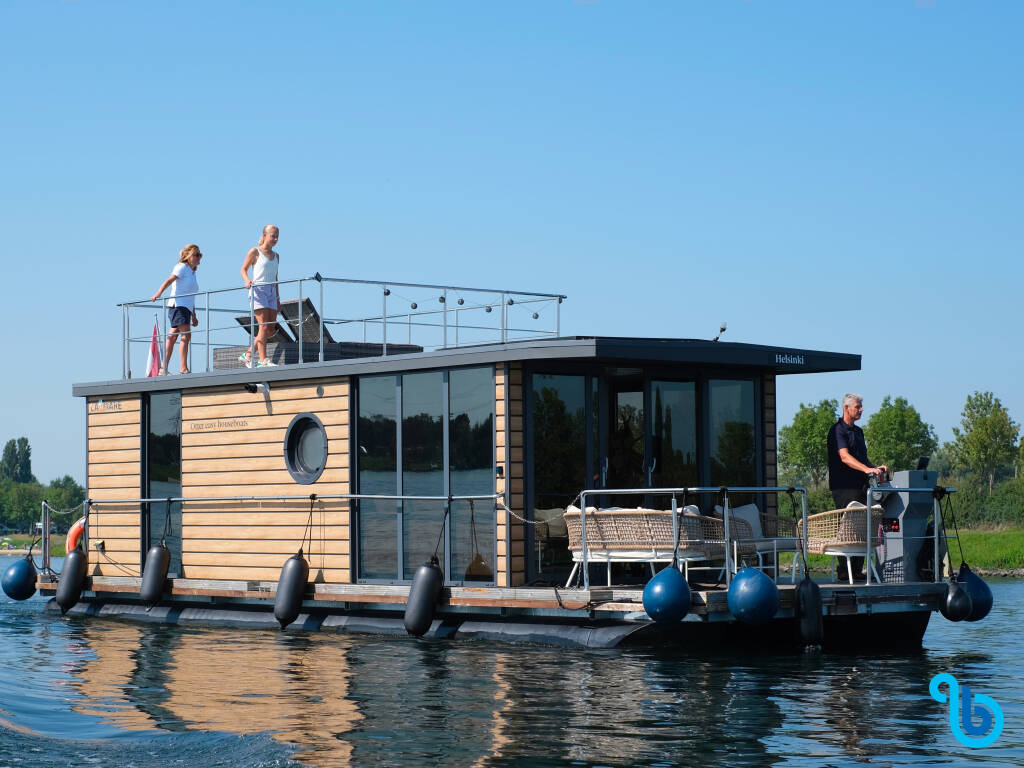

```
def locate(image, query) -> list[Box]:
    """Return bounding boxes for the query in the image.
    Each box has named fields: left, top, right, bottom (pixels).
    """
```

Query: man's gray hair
left=842, top=393, right=863, bottom=409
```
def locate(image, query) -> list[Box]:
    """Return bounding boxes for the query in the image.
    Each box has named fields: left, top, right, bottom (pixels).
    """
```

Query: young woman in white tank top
left=239, top=224, right=281, bottom=367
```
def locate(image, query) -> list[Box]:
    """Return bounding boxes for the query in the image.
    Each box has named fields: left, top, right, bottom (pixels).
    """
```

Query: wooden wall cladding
left=495, top=362, right=525, bottom=587
left=86, top=396, right=142, bottom=577
left=762, top=373, right=777, bottom=517
left=180, top=378, right=351, bottom=583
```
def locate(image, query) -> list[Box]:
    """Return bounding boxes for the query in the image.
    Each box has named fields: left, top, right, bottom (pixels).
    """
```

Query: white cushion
left=728, top=503, right=763, bottom=540
left=682, top=504, right=701, bottom=516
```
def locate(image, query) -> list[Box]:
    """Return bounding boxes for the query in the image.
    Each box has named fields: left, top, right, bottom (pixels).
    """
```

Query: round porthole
left=284, top=413, right=328, bottom=484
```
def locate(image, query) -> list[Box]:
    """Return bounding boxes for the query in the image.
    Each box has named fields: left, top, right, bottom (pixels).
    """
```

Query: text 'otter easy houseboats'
left=19, top=275, right=992, bottom=649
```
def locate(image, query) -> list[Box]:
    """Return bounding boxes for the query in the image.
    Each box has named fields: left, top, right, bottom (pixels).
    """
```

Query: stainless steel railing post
left=800, top=489, right=809, bottom=580
left=121, top=305, right=127, bottom=379
left=865, top=489, right=872, bottom=585
left=205, top=290, right=211, bottom=373
left=579, top=491, right=590, bottom=590
left=297, top=278, right=304, bottom=366
left=442, top=289, right=448, bottom=348
left=40, top=501, right=49, bottom=573
left=318, top=277, right=325, bottom=363
left=382, top=284, right=388, bottom=356
left=723, top=491, right=732, bottom=587
left=248, top=287, right=256, bottom=364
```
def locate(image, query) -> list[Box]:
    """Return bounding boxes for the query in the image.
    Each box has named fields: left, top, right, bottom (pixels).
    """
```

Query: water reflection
left=54, top=624, right=988, bottom=768
left=4, top=575, right=1020, bottom=767
left=67, top=624, right=363, bottom=766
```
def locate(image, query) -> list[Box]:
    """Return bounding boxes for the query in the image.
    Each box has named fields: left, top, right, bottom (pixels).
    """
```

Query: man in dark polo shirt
left=827, top=393, right=888, bottom=581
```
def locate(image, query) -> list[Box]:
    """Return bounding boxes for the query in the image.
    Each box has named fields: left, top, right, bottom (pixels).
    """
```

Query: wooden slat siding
left=183, top=380, right=349, bottom=407
left=87, top=475, right=142, bottom=490
left=181, top=552, right=350, bottom=568
left=88, top=461, right=144, bottom=477
left=181, top=423, right=350, bottom=447
left=494, top=363, right=509, bottom=587
left=181, top=410, right=348, bottom=435
left=181, top=378, right=351, bottom=584
left=184, top=442, right=342, bottom=460
left=183, top=454, right=348, bottom=473
left=183, top=482, right=355, bottom=498
left=180, top=395, right=348, bottom=421
left=182, top=468, right=350, bottom=486
left=86, top=396, right=142, bottom=578
left=507, top=362, right=525, bottom=586
left=762, top=373, right=778, bottom=519
left=182, top=510, right=349, bottom=526
left=88, top=423, right=141, bottom=439
left=88, top=449, right=141, bottom=465
left=89, top=436, right=142, bottom=452
left=87, top=493, right=144, bottom=505
left=177, top=566, right=349, bottom=582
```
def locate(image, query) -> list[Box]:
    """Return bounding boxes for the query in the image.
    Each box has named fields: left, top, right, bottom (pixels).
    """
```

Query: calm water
left=1, top=556, right=1020, bottom=768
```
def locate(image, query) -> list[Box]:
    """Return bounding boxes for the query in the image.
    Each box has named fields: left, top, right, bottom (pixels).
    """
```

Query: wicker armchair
left=797, top=503, right=883, bottom=584
left=562, top=506, right=752, bottom=587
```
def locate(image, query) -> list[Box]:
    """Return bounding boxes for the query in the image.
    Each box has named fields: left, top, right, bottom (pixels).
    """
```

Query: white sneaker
left=238, top=353, right=254, bottom=369
left=258, top=359, right=278, bottom=367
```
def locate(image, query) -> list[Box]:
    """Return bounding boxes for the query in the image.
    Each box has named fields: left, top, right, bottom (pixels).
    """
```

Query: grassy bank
left=953, top=527, right=1024, bottom=571
left=1, top=533, right=65, bottom=558
left=777, top=526, right=1024, bottom=575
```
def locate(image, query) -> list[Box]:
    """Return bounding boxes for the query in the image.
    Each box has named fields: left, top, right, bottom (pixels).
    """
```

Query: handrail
left=80, top=492, right=503, bottom=504
left=575, top=486, right=810, bottom=590
left=119, top=275, right=566, bottom=379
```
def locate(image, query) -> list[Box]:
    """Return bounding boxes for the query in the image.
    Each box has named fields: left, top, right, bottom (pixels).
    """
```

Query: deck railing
left=573, top=486, right=812, bottom=590
left=571, top=484, right=956, bottom=590
left=40, top=492, right=503, bottom=578
left=118, top=275, right=566, bottom=379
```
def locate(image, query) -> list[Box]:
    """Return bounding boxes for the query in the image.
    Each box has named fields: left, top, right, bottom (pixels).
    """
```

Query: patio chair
left=797, top=502, right=883, bottom=584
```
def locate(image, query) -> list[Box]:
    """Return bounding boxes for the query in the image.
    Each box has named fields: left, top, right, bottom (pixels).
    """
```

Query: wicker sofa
left=561, top=506, right=752, bottom=587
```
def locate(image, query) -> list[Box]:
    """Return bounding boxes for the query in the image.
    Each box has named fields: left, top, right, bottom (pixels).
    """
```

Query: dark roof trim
left=72, top=337, right=860, bottom=397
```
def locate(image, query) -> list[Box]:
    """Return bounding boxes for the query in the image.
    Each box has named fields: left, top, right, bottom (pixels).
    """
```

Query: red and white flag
left=146, top=323, right=161, bottom=377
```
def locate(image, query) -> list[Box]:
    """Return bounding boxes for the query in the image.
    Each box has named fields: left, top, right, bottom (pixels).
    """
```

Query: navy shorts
left=169, top=306, right=193, bottom=328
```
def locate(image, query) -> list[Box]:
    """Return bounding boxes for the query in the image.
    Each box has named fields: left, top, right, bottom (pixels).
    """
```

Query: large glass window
left=709, top=379, right=757, bottom=488
left=402, top=371, right=444, bottom=579
left=651, top=380, right=698, bottom=489
left=357, top=375, right=398, bottom=580
left=356, top=367, right=495, bottom=584
left=531, top=374, right=587, bottom=573
left=146, top=391, right=182, bottom=576
left=449, top=367, right=495, bottom=582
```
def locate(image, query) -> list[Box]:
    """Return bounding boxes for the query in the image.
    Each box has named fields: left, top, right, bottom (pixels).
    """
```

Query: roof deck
left=80, top=275, right=858, bottom=396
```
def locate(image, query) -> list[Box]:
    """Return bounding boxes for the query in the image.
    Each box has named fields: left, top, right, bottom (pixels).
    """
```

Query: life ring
left=66, top=517, right=86, bottom=554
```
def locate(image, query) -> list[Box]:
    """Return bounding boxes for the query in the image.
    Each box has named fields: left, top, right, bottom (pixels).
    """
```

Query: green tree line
left=778, top=391, right=1022, bottom=528
left=0, top=437, right=85, bottom=534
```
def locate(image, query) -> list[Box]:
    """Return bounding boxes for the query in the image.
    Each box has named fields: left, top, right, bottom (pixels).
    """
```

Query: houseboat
left=20, top=275, right=989, bottom=649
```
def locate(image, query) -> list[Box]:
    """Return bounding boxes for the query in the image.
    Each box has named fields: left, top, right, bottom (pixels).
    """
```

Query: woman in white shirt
left=238, top=224, right=281, bottom=368
left=151, top=244, right=202, bottom=374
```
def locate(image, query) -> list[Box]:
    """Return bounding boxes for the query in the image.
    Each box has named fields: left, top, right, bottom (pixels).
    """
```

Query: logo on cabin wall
left=89, top=400, right=124, bottom=412
left=774, top=354, right=804, bottom=365
left=190, top=419, right=250, bottom=431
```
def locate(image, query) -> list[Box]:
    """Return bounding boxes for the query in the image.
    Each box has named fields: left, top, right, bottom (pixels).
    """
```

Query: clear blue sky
left=3, top=1, right=1021, bottom=484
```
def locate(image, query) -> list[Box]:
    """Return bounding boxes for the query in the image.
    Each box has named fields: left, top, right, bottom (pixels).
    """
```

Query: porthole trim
left=284, top=412, right=328, bottom=485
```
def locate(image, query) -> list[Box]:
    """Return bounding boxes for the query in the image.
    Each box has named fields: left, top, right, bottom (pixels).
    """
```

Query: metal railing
left=41, top=492, right=503, bottom=577
left=574, top=486, right=811, bottom=590
left=118, top=276, right=566, bottom=379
